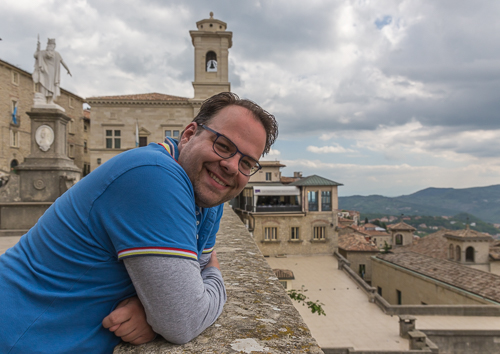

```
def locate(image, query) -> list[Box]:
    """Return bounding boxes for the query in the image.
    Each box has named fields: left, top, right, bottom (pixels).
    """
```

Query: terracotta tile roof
left=338, top=233, right=379, bottom=252
left=394, top=229, right=449, bottom=260
left=289, top=175, right=343, bottom=187
left=280, top=176, right=301, bottom=184
left=376, top=251, right=500, bottom=304
left=339, top=217, right=355, bottom=223
left=273, top=269, right=295, bottom=280
left=388, top=221, right=416, bottom=231
left=396, top=229, right=500, bottom=262
left=444, top=226, right=493, bottom=241
left=87, top=92, right=189, bottom=101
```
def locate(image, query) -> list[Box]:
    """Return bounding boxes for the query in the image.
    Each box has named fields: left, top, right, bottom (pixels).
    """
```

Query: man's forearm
left=124, top=256, right=226, bottom=344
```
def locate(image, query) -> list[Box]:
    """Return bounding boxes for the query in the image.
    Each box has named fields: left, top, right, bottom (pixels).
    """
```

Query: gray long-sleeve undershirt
left=124, top=253, right=226, bottom=344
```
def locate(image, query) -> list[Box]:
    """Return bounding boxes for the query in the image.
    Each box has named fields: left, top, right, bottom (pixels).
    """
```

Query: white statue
left=33, top=37, right=72, bottom=109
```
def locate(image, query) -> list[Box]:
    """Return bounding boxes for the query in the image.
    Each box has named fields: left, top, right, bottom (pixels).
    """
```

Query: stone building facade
left=338, top=232, right=379, bottom=282
left=86, top=13, right=232, bottom=171
left=233, top=163, right=343, bottom=256
left=0, top=59, right=87, bottom=176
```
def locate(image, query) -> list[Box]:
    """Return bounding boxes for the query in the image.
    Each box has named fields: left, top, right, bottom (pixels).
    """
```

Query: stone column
left=399, top=315, right=416, bottom=339
left=16, top=108, right=81, bottom=202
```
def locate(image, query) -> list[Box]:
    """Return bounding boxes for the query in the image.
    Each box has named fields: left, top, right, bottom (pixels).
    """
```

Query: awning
left=253, top=186, right=300, bottom=196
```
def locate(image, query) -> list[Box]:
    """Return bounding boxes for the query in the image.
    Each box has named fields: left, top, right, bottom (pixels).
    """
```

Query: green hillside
left=339, top=185, right=500, bottom=224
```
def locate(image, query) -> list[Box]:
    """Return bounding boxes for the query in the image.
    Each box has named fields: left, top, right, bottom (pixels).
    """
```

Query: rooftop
left=396, top=229, right=449, bottom=260
left=273, top=269, right=295, bottom=279
left=87, top=92, right=189, bottom=101
left=398, top=229, right=499, bottom=261
left=376, top=251, right=500, bottom=304
left=444, top=225, right=493, bottom=241
left=388, top=221, right=416, bottom=231
left=338, top=233, right=379, bottom=252
left=289, top=174, right=343, bottom=187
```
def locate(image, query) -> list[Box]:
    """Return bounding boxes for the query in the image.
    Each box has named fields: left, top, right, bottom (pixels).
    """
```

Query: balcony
left=255, top=205, right=302, bottom=213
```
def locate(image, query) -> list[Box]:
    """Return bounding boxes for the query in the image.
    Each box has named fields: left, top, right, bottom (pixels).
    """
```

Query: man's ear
left=179, top=122, right=197, bottom=146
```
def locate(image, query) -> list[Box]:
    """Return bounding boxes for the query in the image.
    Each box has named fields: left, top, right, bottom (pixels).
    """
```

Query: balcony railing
left=237, top=204, right=302, bottom=213
left=255, top=205, right=302, bottom=213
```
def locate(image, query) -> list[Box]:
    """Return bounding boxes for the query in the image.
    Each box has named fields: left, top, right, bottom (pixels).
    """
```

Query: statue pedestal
left=16, top=108, right=80, bottom=202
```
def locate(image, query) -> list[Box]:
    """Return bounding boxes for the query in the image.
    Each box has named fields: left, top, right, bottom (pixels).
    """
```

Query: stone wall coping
left=114, top=203, right=323, bottom=353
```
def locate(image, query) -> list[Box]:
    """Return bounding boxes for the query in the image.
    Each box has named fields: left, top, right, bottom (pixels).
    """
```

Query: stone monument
left=32, top=37, right=72, bottom=111
left=15, top=37, right=80, bottom=203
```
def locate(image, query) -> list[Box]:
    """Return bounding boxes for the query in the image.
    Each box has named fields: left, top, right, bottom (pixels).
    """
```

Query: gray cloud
left=3, top=0, right=500, bottom=193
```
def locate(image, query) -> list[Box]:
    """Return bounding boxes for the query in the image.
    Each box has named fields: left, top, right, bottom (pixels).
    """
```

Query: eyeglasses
left=198, top=124, right=262, bottom=176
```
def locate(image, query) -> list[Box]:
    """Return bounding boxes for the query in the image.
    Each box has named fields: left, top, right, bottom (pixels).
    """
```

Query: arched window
left=395, top=234, right=403, bottom=245
left=10, top=159, right=19, bottom=172
left=466, top=246, right=475, bottom=262
left=448, top=244, right=454, bottom=260
left=456, top=245, right=461, bottom=261
left=206, top=51, right=217, bottom=72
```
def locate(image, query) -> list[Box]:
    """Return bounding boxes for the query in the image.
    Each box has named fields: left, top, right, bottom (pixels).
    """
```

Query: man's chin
left=194, top=192, right=234, bottom=209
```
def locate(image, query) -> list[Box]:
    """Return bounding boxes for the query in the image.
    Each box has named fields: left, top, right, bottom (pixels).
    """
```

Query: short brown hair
left=191, top=92, right=278, bottom=155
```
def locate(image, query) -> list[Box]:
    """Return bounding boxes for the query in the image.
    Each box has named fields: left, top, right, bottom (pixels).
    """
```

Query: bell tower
left=190, top=12, right=232, bottom=100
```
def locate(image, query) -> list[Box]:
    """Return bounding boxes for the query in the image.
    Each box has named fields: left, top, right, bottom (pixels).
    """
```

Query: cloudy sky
left=2, top=0, right=500, bottom=196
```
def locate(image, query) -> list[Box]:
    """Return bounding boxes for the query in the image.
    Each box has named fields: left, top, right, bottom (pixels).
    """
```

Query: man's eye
left=215, top=141, right=231, bottom=152
left=241, top=158, right=253, bottom=169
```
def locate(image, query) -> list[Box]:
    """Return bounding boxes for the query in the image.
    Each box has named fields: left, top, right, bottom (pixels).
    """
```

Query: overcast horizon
left=2, top=0, right=500, bottom=197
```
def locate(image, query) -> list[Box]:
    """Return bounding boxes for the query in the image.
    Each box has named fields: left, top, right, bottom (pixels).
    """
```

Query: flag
left=12, top=106, right=17, bottom=125
left=135, top=121, right=139, bottom=147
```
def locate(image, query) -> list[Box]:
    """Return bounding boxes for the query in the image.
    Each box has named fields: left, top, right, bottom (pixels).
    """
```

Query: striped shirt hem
left=202, top=246, right=214, bottom=254
left=118, top=247, right=198, bottom=260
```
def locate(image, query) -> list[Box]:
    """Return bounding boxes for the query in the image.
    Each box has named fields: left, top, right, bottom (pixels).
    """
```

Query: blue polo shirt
left=0, top=140, right=223, bottom=353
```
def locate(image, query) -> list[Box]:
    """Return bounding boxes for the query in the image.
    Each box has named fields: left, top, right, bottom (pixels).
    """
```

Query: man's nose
left=220, top=154, right=240, bottom=175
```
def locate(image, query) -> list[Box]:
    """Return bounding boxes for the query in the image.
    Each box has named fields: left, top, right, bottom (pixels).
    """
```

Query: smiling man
left=0, top=92, right=278, bottom=353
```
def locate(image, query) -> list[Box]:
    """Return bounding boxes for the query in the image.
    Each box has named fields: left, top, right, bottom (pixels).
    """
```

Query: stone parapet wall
left=114, top=203, right=323, bottom=353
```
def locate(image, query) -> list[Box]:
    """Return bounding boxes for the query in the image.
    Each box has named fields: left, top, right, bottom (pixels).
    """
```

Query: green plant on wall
left=288, top=286, right=326, bottom=316
left=381, top=240, right=392, bottom=254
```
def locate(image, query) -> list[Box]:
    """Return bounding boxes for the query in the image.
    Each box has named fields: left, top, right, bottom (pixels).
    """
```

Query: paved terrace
left=266, top=254, right=500, bottom=352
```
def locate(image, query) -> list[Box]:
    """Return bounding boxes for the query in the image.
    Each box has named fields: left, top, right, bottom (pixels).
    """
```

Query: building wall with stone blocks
left=0, top=59, right=86, bottom=175
left=246, top=211, right=338, bottom=256
left=190, top=17, right=232, bottom=100
left=447, top=238, right=491, bottom=265
left=491, top=261, right=500, bottom=276
left=250, top=161, right=283, bottom=183
left=0, top=60, right=35, bottom=173
left=338, top=250, right=378, bottom=282
left=371, top=257, right=490, bottom=305
left=86, top=98, right=197, bottom=170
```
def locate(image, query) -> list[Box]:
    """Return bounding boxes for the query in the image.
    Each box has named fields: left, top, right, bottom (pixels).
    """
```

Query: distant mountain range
left=339, top=185, right=500, bottom=224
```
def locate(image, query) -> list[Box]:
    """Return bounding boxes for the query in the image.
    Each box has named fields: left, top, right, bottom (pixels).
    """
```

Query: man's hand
left=205, top=251, right=220, bottom=270
left=102, top=296, right=156, bottom=345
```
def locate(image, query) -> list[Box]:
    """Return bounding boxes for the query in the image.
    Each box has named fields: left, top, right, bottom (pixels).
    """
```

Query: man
left=33, top=38, right=72, bottom=105
left=0, top=92, right=278, bottom=353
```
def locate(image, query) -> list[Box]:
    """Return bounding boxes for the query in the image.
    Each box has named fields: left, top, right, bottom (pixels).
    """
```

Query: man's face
left=178, top=105, right=266, bottom=208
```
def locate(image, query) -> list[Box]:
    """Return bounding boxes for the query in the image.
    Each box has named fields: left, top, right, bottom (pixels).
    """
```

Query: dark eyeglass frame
left=198, top=124, right=262, bottom=176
